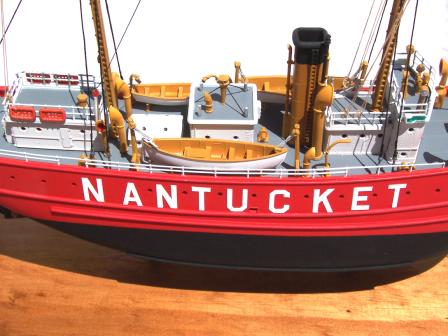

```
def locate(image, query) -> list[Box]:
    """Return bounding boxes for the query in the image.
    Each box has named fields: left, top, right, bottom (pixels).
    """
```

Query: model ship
left=1, top=0, right=448, bottom=271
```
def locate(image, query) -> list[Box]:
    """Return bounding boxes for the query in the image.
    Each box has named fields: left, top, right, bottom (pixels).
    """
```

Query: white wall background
left=0, top=0, right=447, bottom=85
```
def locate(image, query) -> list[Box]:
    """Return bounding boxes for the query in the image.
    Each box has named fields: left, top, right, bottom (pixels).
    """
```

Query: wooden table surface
left=1, top=214, right=447, bottom=336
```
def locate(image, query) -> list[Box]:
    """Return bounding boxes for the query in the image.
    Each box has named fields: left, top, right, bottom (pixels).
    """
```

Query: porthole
left=342, top=134, right=348, bottom=138
left=205, top=135, right=210, bottom=139
left=400, top=152, right=407, bottom=157
left=233, top=136, right=239, bottom=139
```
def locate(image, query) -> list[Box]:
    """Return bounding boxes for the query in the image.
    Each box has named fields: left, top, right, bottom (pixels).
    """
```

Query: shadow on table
left=0, top=215, right=444, bottom=294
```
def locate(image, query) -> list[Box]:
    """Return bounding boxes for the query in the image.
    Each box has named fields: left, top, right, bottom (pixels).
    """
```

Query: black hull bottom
left=42, top=221, right=448, bottom=271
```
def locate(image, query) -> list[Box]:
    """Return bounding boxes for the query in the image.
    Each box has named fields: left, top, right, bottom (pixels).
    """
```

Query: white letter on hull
left=313, top=188, right=334, bottom=213
left=81, top=177, right=105, bottom=202
left=388, top=183, right=407, bottom=208
left=269, top=190, right=290, bottom=214
left=227, top=189, right=248, bottom=212
left=192, top=186, right=211, bottom=211
left=351, top=186, right=373, bottom=211
left=123, top=182, right=143, bottom=206
left=156, top=184, right=178, bottom=209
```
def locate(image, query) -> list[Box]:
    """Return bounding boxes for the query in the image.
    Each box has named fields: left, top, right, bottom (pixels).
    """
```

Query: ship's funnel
left=290, top=27, right=331, bottom=147
left=292, top=28, right=331, bottom=66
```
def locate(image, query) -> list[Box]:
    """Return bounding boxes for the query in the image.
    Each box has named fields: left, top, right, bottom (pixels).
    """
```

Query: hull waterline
left=42, top=220, right=448, bottom=271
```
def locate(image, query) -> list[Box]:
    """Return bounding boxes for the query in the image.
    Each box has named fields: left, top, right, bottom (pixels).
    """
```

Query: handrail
left=2, top=72, right=103, bottom=121
left=327, top=111, right=387, bottom=127
left=0, top=148, right=445, bottom=178
left=21, top=72, right=97, bottom=87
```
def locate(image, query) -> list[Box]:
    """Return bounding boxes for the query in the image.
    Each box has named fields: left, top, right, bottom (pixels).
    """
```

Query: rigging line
left=1, top=0, right=7, bottom=85
left=79, top=0, right=94, bottom=155
left=108, top=0, right=142, bottom=68
left=392, top=0, right=419, bottom=162
left=348, top=0, right=377, bottom=77
left=362, top=0, right=386, bottom=62
left=104, top=0, right=122, bottom=79
left=0, top=0, right=21, bottom=46
left=194, top=87, right=220, bottom=103
left=360, top=0, right=410, bottom=86
left=227, top=88, right=245, bottom=117
left=367, top=0, right=388, bottom=64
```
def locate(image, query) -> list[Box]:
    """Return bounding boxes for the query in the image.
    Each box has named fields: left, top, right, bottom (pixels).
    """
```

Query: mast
left=90, top=0, right=117, bottom=110
left=371, top=0, right=405, bottom=111
left=89, top=0, right=139, bottom=163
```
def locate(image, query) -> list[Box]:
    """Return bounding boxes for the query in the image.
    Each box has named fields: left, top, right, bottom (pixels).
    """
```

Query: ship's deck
left=1, top=66, right=447, bottom=177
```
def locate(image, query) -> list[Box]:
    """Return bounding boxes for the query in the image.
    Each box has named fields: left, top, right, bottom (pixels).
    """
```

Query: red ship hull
left=2, top=157, right=448, bottom=270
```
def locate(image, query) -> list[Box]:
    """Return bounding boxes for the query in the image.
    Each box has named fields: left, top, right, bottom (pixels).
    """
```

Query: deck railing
left=1, top=71, right=102, bottom=121
left=327, top=110, right=386, bottom=127
left=0, top=148, right=445, bottom=178
left=21, top=72, right=97, bottom=88
left=392, top=52, right=435, bottom=117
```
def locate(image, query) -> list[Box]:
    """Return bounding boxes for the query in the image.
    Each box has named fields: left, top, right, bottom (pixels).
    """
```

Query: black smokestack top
left=292, top=27, right=331, bottom=65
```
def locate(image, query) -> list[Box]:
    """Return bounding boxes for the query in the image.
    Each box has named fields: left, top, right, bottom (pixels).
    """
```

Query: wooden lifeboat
left=142, top=138, right=287, bottom=169
left=132, top=83, right=191, bottom=106
left=132, top=77, right=293, bottom=105
left=246, top=76, right=287, bottom=103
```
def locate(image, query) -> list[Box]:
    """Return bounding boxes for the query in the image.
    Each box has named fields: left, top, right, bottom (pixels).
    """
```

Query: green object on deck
left=406, top=115, right=426, bottom=123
